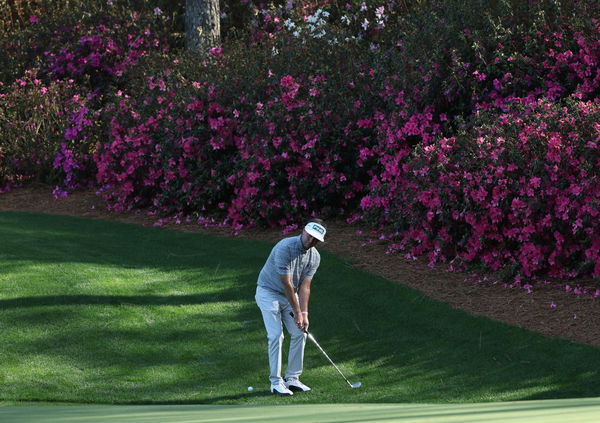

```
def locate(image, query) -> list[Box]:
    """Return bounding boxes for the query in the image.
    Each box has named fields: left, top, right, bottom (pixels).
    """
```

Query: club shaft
left=288, top=312, right=354, bottom=387
left=306, top=332, right=353, bottom=387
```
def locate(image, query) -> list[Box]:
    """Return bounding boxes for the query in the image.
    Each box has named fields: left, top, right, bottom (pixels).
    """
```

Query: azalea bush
left=1, top=0, right=177, bottom=193
left=362, top=99, right=600, bottom=279
left=94, top=40, right=381, bottom=227
left=94, top=64, right=238, bottom=215
left=41, top=12, right=173, bottom=92
left=0, top=0, right=178, bottom=86
left=0, top=71, right=100, bottom=191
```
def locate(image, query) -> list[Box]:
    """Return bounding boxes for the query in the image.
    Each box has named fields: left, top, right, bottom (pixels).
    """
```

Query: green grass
left=0, top=211, right=599, bottom=405
left=3, top=399, right=600, bottom=423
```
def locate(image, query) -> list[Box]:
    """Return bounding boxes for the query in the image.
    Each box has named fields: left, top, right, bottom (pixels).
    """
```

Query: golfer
left=255, top=219, right=326, bottom=396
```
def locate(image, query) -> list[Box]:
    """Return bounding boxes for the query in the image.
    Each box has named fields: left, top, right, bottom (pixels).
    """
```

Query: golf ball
left=247, top=386, right=253, bottom=392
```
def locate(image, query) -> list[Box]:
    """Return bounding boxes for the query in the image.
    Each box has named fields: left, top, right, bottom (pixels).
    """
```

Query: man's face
left=301, top=230, right=320, bottom=249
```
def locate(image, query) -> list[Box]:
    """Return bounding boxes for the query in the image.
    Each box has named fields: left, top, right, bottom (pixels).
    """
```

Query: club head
left=351, top=381, right=362, bottom=389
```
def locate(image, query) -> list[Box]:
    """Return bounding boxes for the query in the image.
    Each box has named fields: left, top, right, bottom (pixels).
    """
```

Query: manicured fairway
left=2, top=398, right=600, bottom=423
left=1, top=211, right=600, bottom=406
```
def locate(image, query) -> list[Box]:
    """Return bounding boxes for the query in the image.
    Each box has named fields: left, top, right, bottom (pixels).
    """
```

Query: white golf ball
left=247, top=386, right=253, bottom=392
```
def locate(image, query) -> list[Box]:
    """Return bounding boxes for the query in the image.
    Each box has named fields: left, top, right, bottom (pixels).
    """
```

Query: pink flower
left=209, top=46, right=223, bottom=58
left=280, top=75, right=296, bottom=88
left=473, top=71, right=486, bottom=81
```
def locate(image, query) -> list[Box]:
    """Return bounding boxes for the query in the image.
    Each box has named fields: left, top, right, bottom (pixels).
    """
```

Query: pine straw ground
left=1, top=185, right=599, bottom=348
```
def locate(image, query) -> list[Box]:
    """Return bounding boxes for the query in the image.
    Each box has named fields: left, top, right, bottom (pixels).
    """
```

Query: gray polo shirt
left=257, top=235, right=321, bottom=295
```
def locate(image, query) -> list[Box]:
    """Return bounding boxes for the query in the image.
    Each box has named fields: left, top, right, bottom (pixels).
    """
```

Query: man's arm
left=280, top=274, right=311, bottom=331
left=281, top=273, right=302, bottom=317
left=298, top=278, right=311, bottom=314
left=298, top=278, right=312, bottom=331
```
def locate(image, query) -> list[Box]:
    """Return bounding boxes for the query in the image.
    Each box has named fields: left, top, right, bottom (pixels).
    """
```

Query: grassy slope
left=0, top=211, right=599, bottom=405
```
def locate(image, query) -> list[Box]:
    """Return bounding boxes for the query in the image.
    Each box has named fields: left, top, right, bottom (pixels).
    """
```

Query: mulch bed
left=1, top=184, right=599, bottom=347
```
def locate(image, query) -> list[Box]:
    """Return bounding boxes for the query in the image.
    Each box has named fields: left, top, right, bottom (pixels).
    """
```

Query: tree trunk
left=185, top=0, right=220, bottom=54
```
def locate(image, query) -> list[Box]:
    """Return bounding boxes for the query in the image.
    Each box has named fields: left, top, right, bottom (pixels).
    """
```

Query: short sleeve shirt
left=257, top=235, right=321, bottom=294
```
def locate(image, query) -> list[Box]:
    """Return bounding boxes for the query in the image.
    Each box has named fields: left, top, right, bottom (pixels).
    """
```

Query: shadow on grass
left=0, top=294, right=236, bottom=308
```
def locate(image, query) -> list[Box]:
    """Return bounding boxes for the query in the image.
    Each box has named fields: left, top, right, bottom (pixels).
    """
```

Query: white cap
left=304, top=222, right=326, bottom=242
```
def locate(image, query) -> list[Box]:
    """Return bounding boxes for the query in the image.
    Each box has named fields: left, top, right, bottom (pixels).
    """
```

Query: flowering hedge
left=0, top=0, right=176, bottom=86
left=0, top=72, right=99, bottom=191
left=2, top=0, right=600, bottom=281
left=94, top=47, right=379, bottom=228
left=362, top=99, right=600, bottom=279
left=1, top=1, right=174, bottom=191
left=41, top=17, right=172, bottom=92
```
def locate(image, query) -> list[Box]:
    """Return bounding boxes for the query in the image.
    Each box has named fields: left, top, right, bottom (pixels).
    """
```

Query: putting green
left=2, top=398, right=600, bottom=423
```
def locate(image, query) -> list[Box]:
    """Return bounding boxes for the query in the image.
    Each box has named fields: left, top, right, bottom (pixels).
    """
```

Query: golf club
left=290, top=312, right=361, bottom=389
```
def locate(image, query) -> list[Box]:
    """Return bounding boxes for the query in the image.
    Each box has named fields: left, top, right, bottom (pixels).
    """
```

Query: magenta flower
left=473, top=71, right=486, bottom=81
left=209, top=46, right=223, bottom=58
left=280, top=75, right=296, bottom=88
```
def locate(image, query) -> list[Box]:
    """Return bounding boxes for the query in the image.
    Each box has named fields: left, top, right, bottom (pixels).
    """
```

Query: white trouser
left=255, top=286, right=307, bottom=385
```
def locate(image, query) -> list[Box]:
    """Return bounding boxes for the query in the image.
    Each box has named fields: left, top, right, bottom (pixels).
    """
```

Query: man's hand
left=301, top=313, right=309, bottom=332
left=297, top=312, right=309, bottom=332
left=292, top=311, right=309, bottom=332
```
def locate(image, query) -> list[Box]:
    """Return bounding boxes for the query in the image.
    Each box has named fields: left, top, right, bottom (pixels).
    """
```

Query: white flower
left=375, top=6, right=387, bottom=27
left=361, top=18, right=369, bottom=31
left=153, top=7, right=162, bottom=16
left=284, top=18, right=296, bottom=29
left=341, top=15, right=351, bottom=25
left=360, top=2, right=368, bottom=12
